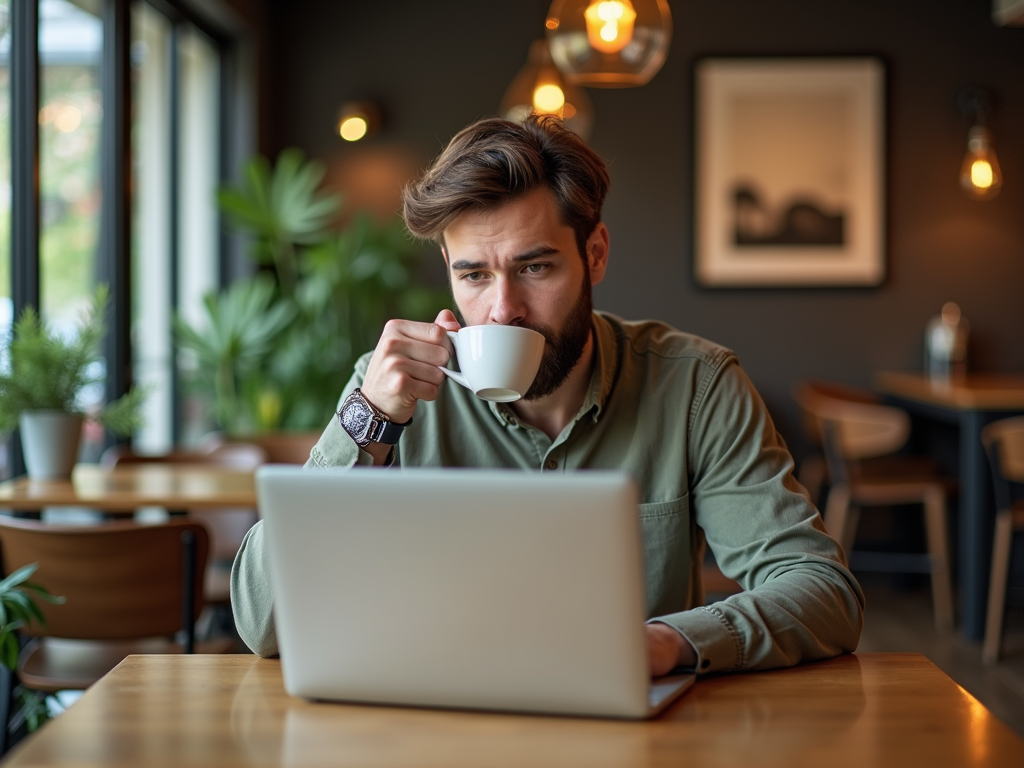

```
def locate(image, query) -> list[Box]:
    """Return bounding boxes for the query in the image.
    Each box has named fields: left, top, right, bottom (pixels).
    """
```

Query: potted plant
left=0, top=563, right=64, bottom=735
left=176, top=149, right=448, bottom=442
left=0, top=287, right=146, bottom=479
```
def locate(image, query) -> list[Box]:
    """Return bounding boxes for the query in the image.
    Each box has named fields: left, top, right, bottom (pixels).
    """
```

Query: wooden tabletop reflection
left=0, top=464, right=256, bottom=511
left=876, top=371, right=1024, bottom=410
left=4, top=653, right=1023, bottom=767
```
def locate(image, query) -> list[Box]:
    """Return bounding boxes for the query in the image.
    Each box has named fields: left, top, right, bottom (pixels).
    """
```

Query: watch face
left=341, top=398, right=374, bottom=441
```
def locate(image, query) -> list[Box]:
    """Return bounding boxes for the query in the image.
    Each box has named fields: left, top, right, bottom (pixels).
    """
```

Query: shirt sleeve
left=652, top=358, right=865, bottom=674
left=229, top=355, right=376, bottom=656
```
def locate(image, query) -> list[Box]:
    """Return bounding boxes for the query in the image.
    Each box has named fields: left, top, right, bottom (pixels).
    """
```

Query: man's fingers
left=434, top=309, right=462, bottom=332
left=382, top=318, right=451, bottom=346
left=376, top=329, right=450, bottom=367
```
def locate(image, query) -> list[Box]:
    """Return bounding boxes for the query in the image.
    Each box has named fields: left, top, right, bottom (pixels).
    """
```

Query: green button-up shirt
left=231, top=312, right=864, bottom=672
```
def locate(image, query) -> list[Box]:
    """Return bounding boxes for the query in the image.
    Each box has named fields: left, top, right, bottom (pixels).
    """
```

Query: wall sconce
left=337, top=101, right=382, bottom=142
left=500, top=40, right=594, bottom=139
left=958, top=88, right=1002, bottom=200
left=545, top=0, right=672, bottom=87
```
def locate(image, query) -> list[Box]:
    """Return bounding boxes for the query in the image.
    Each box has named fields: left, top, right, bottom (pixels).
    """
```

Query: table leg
left=958, top=410, right=997, bottom=641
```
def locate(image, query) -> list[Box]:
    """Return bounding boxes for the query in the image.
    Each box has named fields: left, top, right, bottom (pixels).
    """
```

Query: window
left=0, top=0, right=246, bottom=478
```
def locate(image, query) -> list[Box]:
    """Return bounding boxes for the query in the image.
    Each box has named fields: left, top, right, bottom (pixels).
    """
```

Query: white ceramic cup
left=439, top=325, right=546, bottom=402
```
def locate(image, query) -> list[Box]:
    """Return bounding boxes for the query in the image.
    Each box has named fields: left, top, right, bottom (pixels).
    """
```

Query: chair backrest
left=796, top=386, right=911, bottom=478
left=982, top=416, right=1024, bottom=484
left=792, top=380, right=882, bottom=448
left=0, top=517, right=209, bottom=642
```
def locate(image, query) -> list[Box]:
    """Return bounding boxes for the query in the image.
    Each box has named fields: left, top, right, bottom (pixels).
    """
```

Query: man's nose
left=488, top=278, right=527, bottom=326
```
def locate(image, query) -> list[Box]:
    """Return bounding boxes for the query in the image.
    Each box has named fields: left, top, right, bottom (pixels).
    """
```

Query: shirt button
left=546, top=459, right=558, bottom=470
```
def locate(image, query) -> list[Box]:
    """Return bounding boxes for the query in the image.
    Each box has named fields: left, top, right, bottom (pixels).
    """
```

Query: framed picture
left=693, top=57, right=885, bottom=287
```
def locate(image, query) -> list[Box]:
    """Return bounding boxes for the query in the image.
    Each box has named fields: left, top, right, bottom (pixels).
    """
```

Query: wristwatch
left=337, top=388, right=412, bottom=447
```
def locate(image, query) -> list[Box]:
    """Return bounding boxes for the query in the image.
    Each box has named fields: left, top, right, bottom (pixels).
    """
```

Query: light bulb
left=959, top=126, right=1002, bottom=200
left=339, top=116, right=368, bottom=142
left=547, top=0, right=671, bottom=87
left=499, top=40, right=594, bottom=139
left=584, top=1, right=636, bottom=54
left=533, top=83, right=566, bottom=114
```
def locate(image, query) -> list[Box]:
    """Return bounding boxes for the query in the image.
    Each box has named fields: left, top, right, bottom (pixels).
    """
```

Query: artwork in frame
left=694, top=57, right=885, bottom=287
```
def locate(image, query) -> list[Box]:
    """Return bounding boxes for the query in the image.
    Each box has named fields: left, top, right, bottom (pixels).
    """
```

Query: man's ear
left=585, top=223, right=609, bottom=286
left=441, top=244, right=450, bottom=269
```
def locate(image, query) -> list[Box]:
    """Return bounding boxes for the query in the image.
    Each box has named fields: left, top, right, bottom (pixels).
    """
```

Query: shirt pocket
left=638, top=495, right=692, bottom=618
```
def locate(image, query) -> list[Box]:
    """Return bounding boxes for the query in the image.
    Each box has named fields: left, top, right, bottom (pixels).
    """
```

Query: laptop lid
left=257, top=466, right=693, bottom=719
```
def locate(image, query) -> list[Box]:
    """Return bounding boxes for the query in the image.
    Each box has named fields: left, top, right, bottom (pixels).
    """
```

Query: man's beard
left=519, top=277, right=593, bottom=400
left=451, top=274, right=593, bottom=402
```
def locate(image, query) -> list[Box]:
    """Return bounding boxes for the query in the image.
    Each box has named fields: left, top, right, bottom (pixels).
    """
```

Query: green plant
left=0, top=563, right=65, bottom=734
left=177, top=149, right=449, bottom=434
left=0, top=285, right=147, bottom=435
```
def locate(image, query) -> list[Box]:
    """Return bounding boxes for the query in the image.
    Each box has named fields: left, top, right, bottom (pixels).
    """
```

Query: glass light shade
left=546, top=0, right=671, bottom=87
left=499, top=40, right=594, bottom=140
left=959, top=126, right=1002, bottom=200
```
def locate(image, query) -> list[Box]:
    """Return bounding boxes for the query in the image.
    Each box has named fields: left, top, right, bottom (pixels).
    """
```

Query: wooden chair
left=796, top=385, right=955, bottom=631
left=0, top=517, right=233, bottom=694
left=981, top=416, right=1024, bottom=664
left=99, top=441, right=268, bottom=604
left=792, top=380, right=882, bottom=507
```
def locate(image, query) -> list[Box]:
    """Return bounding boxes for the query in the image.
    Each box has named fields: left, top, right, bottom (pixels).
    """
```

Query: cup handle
left=439, top=330, right=471, bottom=390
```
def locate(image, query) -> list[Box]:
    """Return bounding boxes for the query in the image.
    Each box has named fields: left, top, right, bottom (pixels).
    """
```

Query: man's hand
left=646, top=623, right=697, bottom=677
left=360, top=310, right=462, bottom=426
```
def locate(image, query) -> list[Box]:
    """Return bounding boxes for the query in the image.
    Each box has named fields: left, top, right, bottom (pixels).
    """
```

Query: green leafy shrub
left=1, top=564, right=65, bottom=734
left=0, top=286, right=147, bottom=435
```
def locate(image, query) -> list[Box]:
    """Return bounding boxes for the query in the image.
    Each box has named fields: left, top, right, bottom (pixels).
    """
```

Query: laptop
left=256, top=465, right=695, bottom=719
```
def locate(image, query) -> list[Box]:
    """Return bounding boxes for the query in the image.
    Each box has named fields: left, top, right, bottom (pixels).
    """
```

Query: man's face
left=442, top=187, right=608, bottom=400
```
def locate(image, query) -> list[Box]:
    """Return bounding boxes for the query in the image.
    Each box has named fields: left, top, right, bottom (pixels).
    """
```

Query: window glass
left=39, top=0, right=102, bottom=327
left=176, top=25, right=219, bottom=445
left=131, top=11, right=220, bottom=451
left=130, top=1, right=171, bottom=452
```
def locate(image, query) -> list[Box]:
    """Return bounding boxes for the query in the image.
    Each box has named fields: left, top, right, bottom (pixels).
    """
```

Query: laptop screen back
left=257, top=466, right=653, bottom=718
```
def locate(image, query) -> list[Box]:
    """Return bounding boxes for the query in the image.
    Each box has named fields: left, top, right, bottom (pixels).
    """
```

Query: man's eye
left=462, top=272, right=483, bottom=282
left=524, top=263, right=547, bottom=274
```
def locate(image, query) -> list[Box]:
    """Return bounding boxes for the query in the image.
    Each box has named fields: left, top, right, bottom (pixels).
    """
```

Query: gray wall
left=266, top=0, right=1024, bottom=452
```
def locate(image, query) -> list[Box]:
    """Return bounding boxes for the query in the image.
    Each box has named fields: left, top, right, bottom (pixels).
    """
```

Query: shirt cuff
left=305, top=415, right=375, bottom=468
left=648, top=605, right=744, bottom=674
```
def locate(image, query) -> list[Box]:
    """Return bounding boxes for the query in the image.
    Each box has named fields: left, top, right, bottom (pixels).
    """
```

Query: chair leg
left=923, top=487, right=955, bottom=632
left=983, top=510, right=1014, bottom=664
left=823, top=485, right=858, bottom=556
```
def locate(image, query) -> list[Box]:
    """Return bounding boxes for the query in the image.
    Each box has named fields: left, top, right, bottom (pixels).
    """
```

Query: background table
left=4, top=652, right=1023, bottom=767
left=0, top=464, right=257, bottom=512
left=875, top=371, right=1024, bottom=640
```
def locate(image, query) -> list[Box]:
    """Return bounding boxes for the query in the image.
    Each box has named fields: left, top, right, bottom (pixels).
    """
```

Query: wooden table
left=0, top=464, right=257, bottom=512
left=4, top=653, right=1022, bottom=767
left=875, top=372, right=1024, bottom=640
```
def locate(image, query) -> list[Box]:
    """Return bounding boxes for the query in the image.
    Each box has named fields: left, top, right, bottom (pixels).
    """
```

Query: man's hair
left=402, top=115, right=610, bottom=259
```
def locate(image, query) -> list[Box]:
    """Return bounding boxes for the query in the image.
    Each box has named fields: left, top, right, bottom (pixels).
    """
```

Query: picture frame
left=693, top=57, right=886, bottom=287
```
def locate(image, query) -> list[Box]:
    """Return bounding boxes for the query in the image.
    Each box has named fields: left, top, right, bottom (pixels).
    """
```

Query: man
left=232, top=115, right=865, bottom=673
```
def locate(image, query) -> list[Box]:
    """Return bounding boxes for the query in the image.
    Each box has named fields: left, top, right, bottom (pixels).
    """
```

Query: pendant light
left=958, top=88, right=1002, bottom=201
left=545, top=0, right=672, bottom=87
left=499, top=40, right=594, bottom=139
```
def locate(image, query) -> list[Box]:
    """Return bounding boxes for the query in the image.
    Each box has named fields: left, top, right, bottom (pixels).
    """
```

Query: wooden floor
left=856, top=573, right=1024, bottom=739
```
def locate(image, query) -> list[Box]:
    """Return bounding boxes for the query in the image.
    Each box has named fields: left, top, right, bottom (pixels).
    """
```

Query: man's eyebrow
left=449, top=246, right=560, bottom=272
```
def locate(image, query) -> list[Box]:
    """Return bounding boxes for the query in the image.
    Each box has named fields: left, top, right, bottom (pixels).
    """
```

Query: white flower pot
left=18, top=411, right=84, bottom=479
